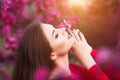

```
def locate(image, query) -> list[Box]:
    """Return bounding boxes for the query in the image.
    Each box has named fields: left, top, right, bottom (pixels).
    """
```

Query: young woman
left=13, top=21, right=110, bottom=80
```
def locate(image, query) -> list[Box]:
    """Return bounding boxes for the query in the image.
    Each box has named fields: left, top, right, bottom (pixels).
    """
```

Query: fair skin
left=41, top=23, right=96, bottom=79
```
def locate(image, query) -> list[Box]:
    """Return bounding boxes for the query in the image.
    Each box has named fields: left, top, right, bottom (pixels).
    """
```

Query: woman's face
left=41, top=23, right=74, bottom=56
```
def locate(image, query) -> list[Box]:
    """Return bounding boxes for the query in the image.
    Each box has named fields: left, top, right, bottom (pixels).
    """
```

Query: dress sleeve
left=89, top=49, right=110, bottom=80
left=91, top=48, right=98, bottom=60
left=88, top=64, right=110, bottom=80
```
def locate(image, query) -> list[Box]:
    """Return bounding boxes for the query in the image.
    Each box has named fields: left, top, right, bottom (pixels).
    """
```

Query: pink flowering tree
left=0, top=0, right=120, bottom=80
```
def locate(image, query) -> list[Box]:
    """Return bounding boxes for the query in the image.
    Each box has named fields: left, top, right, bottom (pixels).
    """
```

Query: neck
left=50, top=54, right=71, bottom=79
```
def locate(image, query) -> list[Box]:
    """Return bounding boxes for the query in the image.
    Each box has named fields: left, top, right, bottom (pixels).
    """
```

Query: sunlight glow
left=67, top=0, right=93, bottom=10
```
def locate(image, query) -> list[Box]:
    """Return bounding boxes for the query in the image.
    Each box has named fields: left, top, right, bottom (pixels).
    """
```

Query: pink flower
left=4, top=52, right=16, bottom=63
left=0, top=67, right=11, bottom=80
left=96, top=46, right=112, bottom=64
left=56, top=20, right=72, bottom=33
left=2, top=12, right=16, bottom=25
left=33, top=67, right=49, bottom=80
left=2, top=0, right=12, bottom=11
left=1, top=25, right=11, bottom=36
left=16, top=29, right=23, bottom=40
left=4, top=35, right=18, bottom=51
left=63, top=15, right=80, bottom=26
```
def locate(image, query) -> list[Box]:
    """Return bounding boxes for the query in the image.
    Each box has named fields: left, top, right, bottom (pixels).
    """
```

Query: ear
left=50, top=52, right=57, bottom=60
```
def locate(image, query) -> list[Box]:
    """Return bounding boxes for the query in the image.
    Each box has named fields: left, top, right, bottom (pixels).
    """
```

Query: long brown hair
left=13, top=21, right=55, bottom=80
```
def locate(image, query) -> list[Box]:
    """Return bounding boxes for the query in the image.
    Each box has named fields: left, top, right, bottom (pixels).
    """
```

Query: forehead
left=41, top=23, right=54, bottom=40
left=41, top=23, right=54, bottom=31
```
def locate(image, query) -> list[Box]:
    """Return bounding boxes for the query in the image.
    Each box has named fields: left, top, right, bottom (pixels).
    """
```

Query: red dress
left=51, top=49, right=110, bottom=80
left=69, top=63, right=109, bottom=80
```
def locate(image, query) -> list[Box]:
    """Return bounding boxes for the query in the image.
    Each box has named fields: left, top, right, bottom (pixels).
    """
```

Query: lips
left=68, top=34, right=71, bottom=39
left=64, top=27, right=72, bottom=39
left=66, top=31, right=72, bottom=39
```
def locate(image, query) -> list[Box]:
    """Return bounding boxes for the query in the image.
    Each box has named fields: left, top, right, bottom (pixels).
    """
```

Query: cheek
left=51, top=37, right=74, bottom=55
left=55, top=41, right=66, bottom=51
left=54, top=40, right=71, bottom=54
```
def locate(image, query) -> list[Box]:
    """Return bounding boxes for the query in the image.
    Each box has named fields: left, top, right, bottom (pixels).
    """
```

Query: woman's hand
left=70, top=29, right=96, bottom=70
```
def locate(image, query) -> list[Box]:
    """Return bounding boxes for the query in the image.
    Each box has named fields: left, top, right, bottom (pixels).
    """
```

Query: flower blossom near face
left=56, top=20, right=72, bottom=33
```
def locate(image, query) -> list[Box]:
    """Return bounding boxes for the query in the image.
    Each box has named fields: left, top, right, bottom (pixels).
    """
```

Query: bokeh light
left=67, top=0, right=94, bottom=10
left=0, top=0, right=120, bottom=80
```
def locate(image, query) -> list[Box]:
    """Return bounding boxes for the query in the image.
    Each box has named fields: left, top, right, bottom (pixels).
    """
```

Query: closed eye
left=55, top=33, right=58, bottom=38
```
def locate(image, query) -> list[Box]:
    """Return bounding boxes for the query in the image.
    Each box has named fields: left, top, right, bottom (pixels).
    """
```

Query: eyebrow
left=52, top=29, right=55, bottom=37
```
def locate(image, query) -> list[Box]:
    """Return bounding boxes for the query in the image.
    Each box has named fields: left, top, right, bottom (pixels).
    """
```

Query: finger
left=69, top=31, right=77, bottom=42
left=73, top=29, right=81, bottom=41
left=77, top=30, right=82, bottom=40
left=78, top=31, right=87, bottom=44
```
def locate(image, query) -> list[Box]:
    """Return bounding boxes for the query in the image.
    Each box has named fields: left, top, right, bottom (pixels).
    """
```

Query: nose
left=58, top=28, right=66, bottom=34
left=60, top=28, right=67, bottom=33
left=60, top=28, right=70, bottom=34
left=60, top=27, right=66, bottom=31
